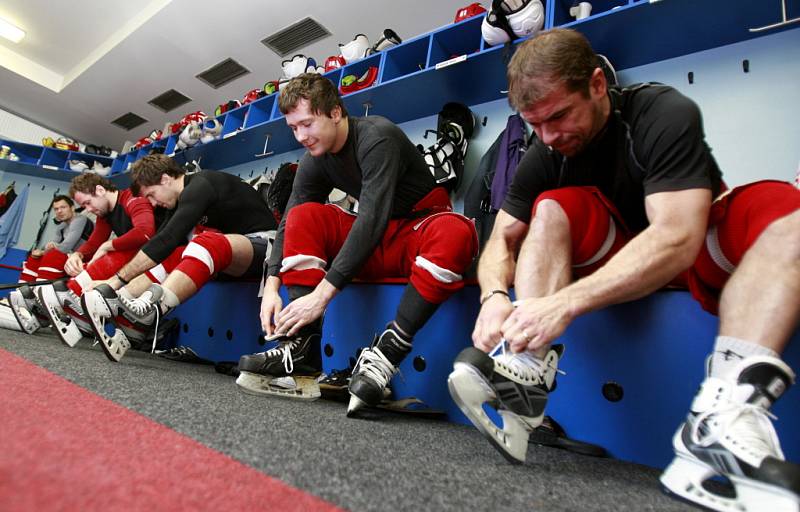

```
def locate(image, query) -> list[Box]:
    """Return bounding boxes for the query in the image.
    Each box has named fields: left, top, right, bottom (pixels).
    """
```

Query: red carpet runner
left=0, top=348, right=344, bottom=511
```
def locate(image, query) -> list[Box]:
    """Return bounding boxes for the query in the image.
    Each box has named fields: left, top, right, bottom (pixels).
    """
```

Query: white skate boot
left=660, top=355, right=799, bottom=511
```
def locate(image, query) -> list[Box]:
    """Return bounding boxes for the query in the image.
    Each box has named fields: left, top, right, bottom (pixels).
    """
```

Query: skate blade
left=661, top=454, right=800, bottom=512
left=236, top=372, right=321, bottom=401
left=346, top=394, right=369, bottom=417
left=448, top=363, right=529, bottom=464
left=82, top=293, right=127, bottom=362
left=36, top=287, right=81, bottom=348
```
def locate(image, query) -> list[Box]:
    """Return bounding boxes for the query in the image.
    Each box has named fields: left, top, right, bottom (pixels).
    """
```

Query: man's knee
left=285, top=202, right=331, bottom=234
left=755, top=209, right=800, bottom=260
left=182, top=232, right=233, bottom=276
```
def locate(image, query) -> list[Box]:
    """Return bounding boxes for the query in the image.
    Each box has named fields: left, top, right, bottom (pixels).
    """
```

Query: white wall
left=0, top=107, right=65, bottom=146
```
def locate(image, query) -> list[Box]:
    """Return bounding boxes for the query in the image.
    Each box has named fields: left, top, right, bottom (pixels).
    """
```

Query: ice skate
left=9, top=285, right=49, bottom=334
left=36, top=283, right=86, bottom=348
left=236, top=330, right=322, bottom=400
left=347, top=327, right=411, bottom=417
left=660, top=355, right=800, bottom=512
left=447, top=341, right=563, bottom=464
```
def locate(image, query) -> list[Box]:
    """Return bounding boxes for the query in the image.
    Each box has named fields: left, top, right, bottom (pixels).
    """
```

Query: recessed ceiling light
left=0, top=17, right=25, bottom=43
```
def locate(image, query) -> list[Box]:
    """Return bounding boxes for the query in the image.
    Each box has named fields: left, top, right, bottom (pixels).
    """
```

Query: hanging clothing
left=0, top=185, right=28, bottom=260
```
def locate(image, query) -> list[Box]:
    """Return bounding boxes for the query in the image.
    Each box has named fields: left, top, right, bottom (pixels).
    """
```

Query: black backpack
left=265, top=162, right=298, bottom=223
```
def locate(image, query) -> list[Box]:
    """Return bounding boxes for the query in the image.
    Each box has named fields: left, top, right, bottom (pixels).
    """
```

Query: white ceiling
left=0, top=0, right=475, bottom=150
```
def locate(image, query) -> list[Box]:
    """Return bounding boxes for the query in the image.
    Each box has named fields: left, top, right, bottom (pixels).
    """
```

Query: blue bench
left=173, top=281, right=800, bottom=469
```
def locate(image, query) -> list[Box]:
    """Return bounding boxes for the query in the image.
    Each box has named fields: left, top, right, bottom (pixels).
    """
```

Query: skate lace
left=691, top=402, right=779, bottom=460
left=121, top=295, right=161, bottom=353
left=494, top=341, right=565, bottom=384
left=263, top=339, right=299, bottom=374
left=354, top=347, right=398, bottom=388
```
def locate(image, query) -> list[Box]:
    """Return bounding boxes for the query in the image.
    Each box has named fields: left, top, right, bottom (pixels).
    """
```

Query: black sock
left=288, top=285, right=314, bottom=301
left=287, top=286, right=323, bottom=335
left=393, top=285, right=440, bottom=339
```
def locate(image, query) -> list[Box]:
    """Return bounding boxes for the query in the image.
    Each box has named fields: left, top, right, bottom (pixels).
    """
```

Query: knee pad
left=177, top=233, right=232, bottom=287
left=36, top=249, right=68, bottom=280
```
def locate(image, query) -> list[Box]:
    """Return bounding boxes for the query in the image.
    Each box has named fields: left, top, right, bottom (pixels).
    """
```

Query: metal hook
left=254, top=134, right=274, bottom=158
left=363, top=102, right=373, bottom=117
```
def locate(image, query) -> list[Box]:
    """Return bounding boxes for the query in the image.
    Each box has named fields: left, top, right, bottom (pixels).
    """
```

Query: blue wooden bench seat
left=169, top=281, right=800, bottom=469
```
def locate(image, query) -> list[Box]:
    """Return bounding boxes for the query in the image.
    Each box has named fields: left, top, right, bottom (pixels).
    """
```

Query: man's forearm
left=116, top=251, right=157, bottom=284
left=560, top=225, right=701, bottom=318
left=477, top=242, right=516, bottom=295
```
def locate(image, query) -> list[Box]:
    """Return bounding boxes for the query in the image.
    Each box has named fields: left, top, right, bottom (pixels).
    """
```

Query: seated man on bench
left=447, top=29, right=800, bottom=512
left=9, top=194, right=92, bottom=333
left=237, top=73, right=477, bottom=411
left=81, top=154, right=276, bottom=362
left=33, top=174, right=157, bottom=347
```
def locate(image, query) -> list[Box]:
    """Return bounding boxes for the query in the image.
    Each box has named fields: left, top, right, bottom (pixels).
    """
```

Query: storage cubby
left=552, top=0, right=630, bottom=27
left=380, top=34, right=430, bottom=83
left=339, top=53, right=383, bottom=96
left=429, top=15, right=483, bottom=63
left=221, top=106, right=246, bottom=138
left=0, top=140, right=43, bottom=165
left=243, top=94, right=276, bottom=129
left=38, top=147, right=69, bottom=170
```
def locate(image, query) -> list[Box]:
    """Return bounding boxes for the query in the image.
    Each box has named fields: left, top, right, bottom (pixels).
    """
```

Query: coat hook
left=363, top=102, right=373, bottom=116
left=481, top=116, right=488, bottom=127
left=41, top=185, right=46, bottom=191
left=249, top=170, right=254, bottom=177
left=254, top=134, right=274, bottom=158
left=742, top=59, right=750, bottom=73
left=687, top=71, right=694, bottom=84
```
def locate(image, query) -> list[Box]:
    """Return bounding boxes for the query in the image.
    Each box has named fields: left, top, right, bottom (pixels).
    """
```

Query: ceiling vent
left=261, top=17, right=331, bottom=57
left=196, top=58, right=250, bottom=89
left=111, top=112, right=148, bottom=131
left=148, top=89, right=192, bottom=112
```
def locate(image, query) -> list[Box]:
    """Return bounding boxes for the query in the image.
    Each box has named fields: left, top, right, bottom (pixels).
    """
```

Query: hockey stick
left=0, top=278, right=60, bottom=291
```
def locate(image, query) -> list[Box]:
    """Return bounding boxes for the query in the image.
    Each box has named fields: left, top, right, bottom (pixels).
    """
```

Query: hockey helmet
left=242, top=88, right=266, bottom=105
left=339, top=34, right=370, bottom=64
left=368, top=29, right=402, bottom=54
left=282, top=54, right=310, bottom=79
left=214, top=100, right=241, bottom=117
left=454, top=2, right=487, bottom=23
left=481, top=0, right=544, bottom=46
left=324, top=55, right=346, bottom=72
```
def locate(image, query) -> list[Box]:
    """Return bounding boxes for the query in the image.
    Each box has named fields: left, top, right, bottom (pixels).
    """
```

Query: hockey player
left=9, top=195, right=92, bottom=333
left=447, top=29, right=800, bottom=511
left=237, top=73, right=477, bottom=410
left=34, top=173, right=157, bottom=347
left=81, top=154, right=276, bottom=362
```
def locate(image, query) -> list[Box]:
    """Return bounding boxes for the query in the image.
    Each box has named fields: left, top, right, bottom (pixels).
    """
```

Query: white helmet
left=481, top=0, right=544, bottom=46
left=339, top=34, right=370, bottom=64
left=282, top=54, right=310, bottom=79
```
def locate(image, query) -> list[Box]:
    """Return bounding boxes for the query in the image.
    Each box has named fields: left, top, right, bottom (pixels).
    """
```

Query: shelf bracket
left=363, top=102, right=373, bottom=117
left=254, top=134, right=274, bottom=158
left=750, top=0, right=800, bottom=32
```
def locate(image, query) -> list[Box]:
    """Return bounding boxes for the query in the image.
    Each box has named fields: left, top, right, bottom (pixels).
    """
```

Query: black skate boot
left=347, top=326, right=412, bottom=417
left=447, top=341, right=564, bottom=464
left=660, top=355, right=800, bottom=511
left=236, top=328, right=322, bottom=400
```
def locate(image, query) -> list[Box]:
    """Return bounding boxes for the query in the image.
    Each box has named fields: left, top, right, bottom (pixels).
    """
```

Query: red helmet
left=241, top=88, right=265, bottom=105
left=324, top=55, right=346, bottom=72
left=454, top=2, right=487, bottom=23
left=340, top=66, right=379, bottom=95
left=134, top=136, right=152, bottom=150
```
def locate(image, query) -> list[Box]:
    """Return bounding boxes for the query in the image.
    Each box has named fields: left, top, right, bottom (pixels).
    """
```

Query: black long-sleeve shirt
left=267, top=115, right=435, bottom=289
left=142, top=171, right=276, bottom=263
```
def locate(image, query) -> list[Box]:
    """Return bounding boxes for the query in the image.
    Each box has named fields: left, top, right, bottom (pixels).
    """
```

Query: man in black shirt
left=448, top=29, right=800, bottom=510
left=82, top=154, right=276, bottom=362
left=237, top=73, right=477, bottom=412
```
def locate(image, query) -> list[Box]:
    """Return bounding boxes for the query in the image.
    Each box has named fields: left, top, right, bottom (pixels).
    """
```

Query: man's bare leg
left=719, top=209, right=800, bottom=352
left=514, top=199, right=573, bottom=357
